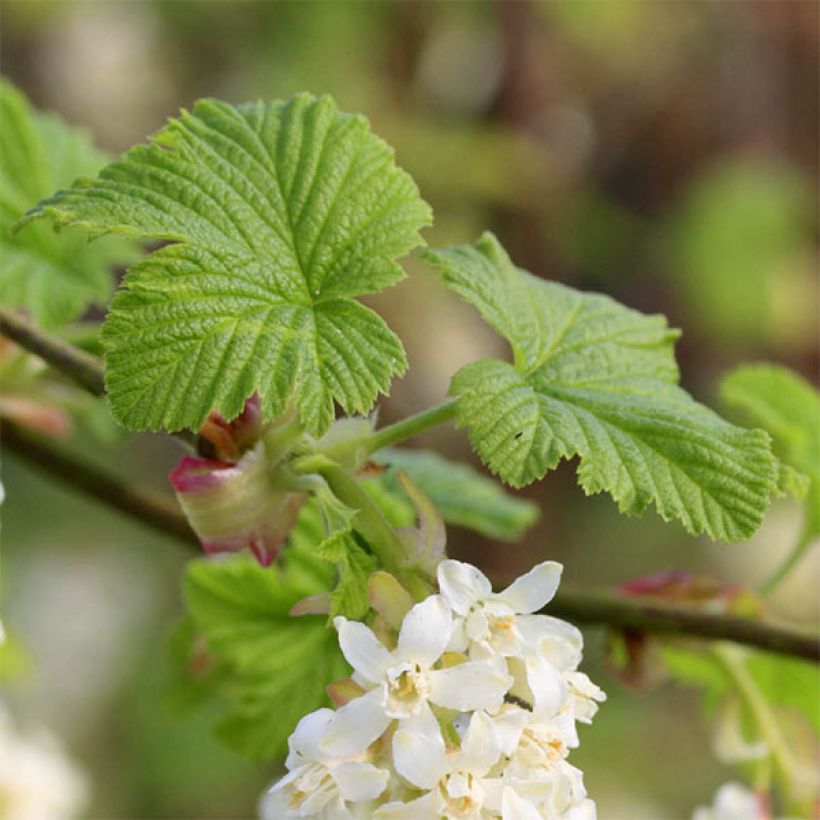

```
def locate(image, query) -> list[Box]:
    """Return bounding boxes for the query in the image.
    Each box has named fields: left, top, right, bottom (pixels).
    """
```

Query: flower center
left=441, top=771, right=484, bottom=817
left=385, top=662, right=429, bottom=717
left=288, top=764, right=336, bottom=811
left=518, top=725, right=567, bottom=770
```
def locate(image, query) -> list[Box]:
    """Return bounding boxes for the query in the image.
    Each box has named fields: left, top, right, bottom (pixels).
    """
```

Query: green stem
left=315, top=461, right=429, bottom=599
left=314, top=400, right=459, bottom=468
left=364, top=400, right=457, bottom=455
left=712, top=642, right=802, bottom=808
left=760, top=531, right=814, bottom=596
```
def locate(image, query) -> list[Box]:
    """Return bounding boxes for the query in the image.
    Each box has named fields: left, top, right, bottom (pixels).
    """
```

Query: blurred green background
left=1, top=1, right=817, bottom=817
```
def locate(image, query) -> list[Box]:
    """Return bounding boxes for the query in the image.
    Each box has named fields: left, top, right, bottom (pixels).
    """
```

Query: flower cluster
left=262, top=559, right=605, bottom=819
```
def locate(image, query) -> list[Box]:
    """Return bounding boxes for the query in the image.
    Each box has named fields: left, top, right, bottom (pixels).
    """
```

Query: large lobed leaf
left=183, top=553, right=347, bottom=760
left=0, top=79, right=135, bottom=328
left=424, top=232, right=779, bottom=541
left=21, top=93, right=431, bottom=434
left=721, top=363, right=820, bottom=540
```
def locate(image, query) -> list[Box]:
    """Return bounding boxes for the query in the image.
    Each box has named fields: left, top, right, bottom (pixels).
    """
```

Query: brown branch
left=1, top=308, right=105, bottom=395
left=0, top=308, right=196, bottom=448
left=1, top=417, right=198, bottom=548
left=549, top=586, right=819, bottom=664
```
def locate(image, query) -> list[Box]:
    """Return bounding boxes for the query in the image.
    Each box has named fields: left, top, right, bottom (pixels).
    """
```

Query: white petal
left=502, top=786, right=543, bottom=820
left=458, top=710, right=501, bottom=775
left=334, top=617, right=393, bottom=684
left=396, top=595, right=451, bottom=667
left=437, top=559, right=492, bottom=615
left=259, top=785, right=290, bottom=820
left=373, top=792, right=440, bottom=819
left=392, top=703, right=446, bottom=789
left=518, top=615, right=582, bottom=670
left=331, top=761, right=389, bottom=802
left=495, top=561, right=562, bottom=614
left=465, top=608, right=490, bottom=643
left=565, top=798, right=597, bottom=820
left=319, top=687, right=392, bottom=757
left=490, top=706, right=530, bottom=756
left=428, top=661, right=511, bottom=712
left=285, top=708, right=334, bottom=767
left=525, top=655, right=568, bottom=716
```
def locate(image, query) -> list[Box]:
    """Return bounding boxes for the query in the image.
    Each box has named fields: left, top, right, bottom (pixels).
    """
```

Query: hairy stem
left=314, top=461, right=417, bottom=585
left=364, top=400, right=457, bottom=454
left=2, top=417, right=197, bottom=548
left=1, top=307, right=105, bottom=396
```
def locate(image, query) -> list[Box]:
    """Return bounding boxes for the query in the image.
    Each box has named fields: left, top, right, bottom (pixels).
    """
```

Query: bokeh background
left=1, top=1, right=818, bottom=817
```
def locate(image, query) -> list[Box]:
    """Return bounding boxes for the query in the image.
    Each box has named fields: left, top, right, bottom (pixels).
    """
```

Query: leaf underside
left=22, top=93, right=431, bottom=434
left=424, top=232, right=779, bottom=542
left=0, top=79, right=134, bottom=328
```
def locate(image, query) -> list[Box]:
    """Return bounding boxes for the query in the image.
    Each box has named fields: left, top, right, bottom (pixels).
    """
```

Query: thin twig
left=0, top=308, right=196, bottom=448
left=549, top=586, right=819, bottom=664
left=1, top=308, right=105, bottom=395
left=1, top=417, right=198, bottom=548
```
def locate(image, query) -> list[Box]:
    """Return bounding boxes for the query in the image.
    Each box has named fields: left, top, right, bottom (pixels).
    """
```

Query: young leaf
left=183, top=555, right=347, bottom=760
left=21, top=93, right=431, bottom=434
left=372, top=447, right=539, bottom=541
left=424, top=232, right=779, bottom=541
left=722, top=364, right=820, bottom=539
left=0, top=79, right=135, bottom=328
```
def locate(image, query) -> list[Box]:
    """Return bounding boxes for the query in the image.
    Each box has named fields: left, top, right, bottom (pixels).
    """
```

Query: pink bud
left=170, top=443, right=306, bottom=566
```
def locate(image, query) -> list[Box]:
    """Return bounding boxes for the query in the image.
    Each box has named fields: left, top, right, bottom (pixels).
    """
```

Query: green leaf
left=327, top=535, right=377, bottom=620
left=424, top=232, right=779, bottom=541
left=372, top=448, right=539, bottom=541
left=22, top=93, right=431, bottom=434
left=0, top=79, right=135, bottom=328
left=663, top=644, right=820, bottom=738
left=722, top=364, right=820, bottom=538
left=183, top=555, right=347, bottom=760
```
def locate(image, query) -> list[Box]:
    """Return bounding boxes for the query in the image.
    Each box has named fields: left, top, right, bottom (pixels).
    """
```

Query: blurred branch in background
left=0, top=308, right=197, bottom=448
left=1, top=417, right=197, bottom=547
left=0, top=308, right=106, bottom=397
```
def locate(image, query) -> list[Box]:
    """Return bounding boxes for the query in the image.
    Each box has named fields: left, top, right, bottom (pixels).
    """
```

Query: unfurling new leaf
left=424, top=232, right=779, bottom=541
left=21, top=94, right=431, bottom=435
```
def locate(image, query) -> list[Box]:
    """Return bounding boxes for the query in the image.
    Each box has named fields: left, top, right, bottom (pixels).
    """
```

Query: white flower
left=321, top=596, right=512, bottom=757
left=438, top=560, right=563, bottom=659
left=564, top=673, right=606, bottom=724
left=0, top=704, right=88, bottom=820
left=496, top=762, right=591, bottom=820
left=692, top=782, right=769, bottom=820
left=501, top=708, right=579, bottom=780
left=500, top=788, right=596, bottom=820
left=374, top=706, right=504, bottom=819
left=262, top=709, right=388, bottom=819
